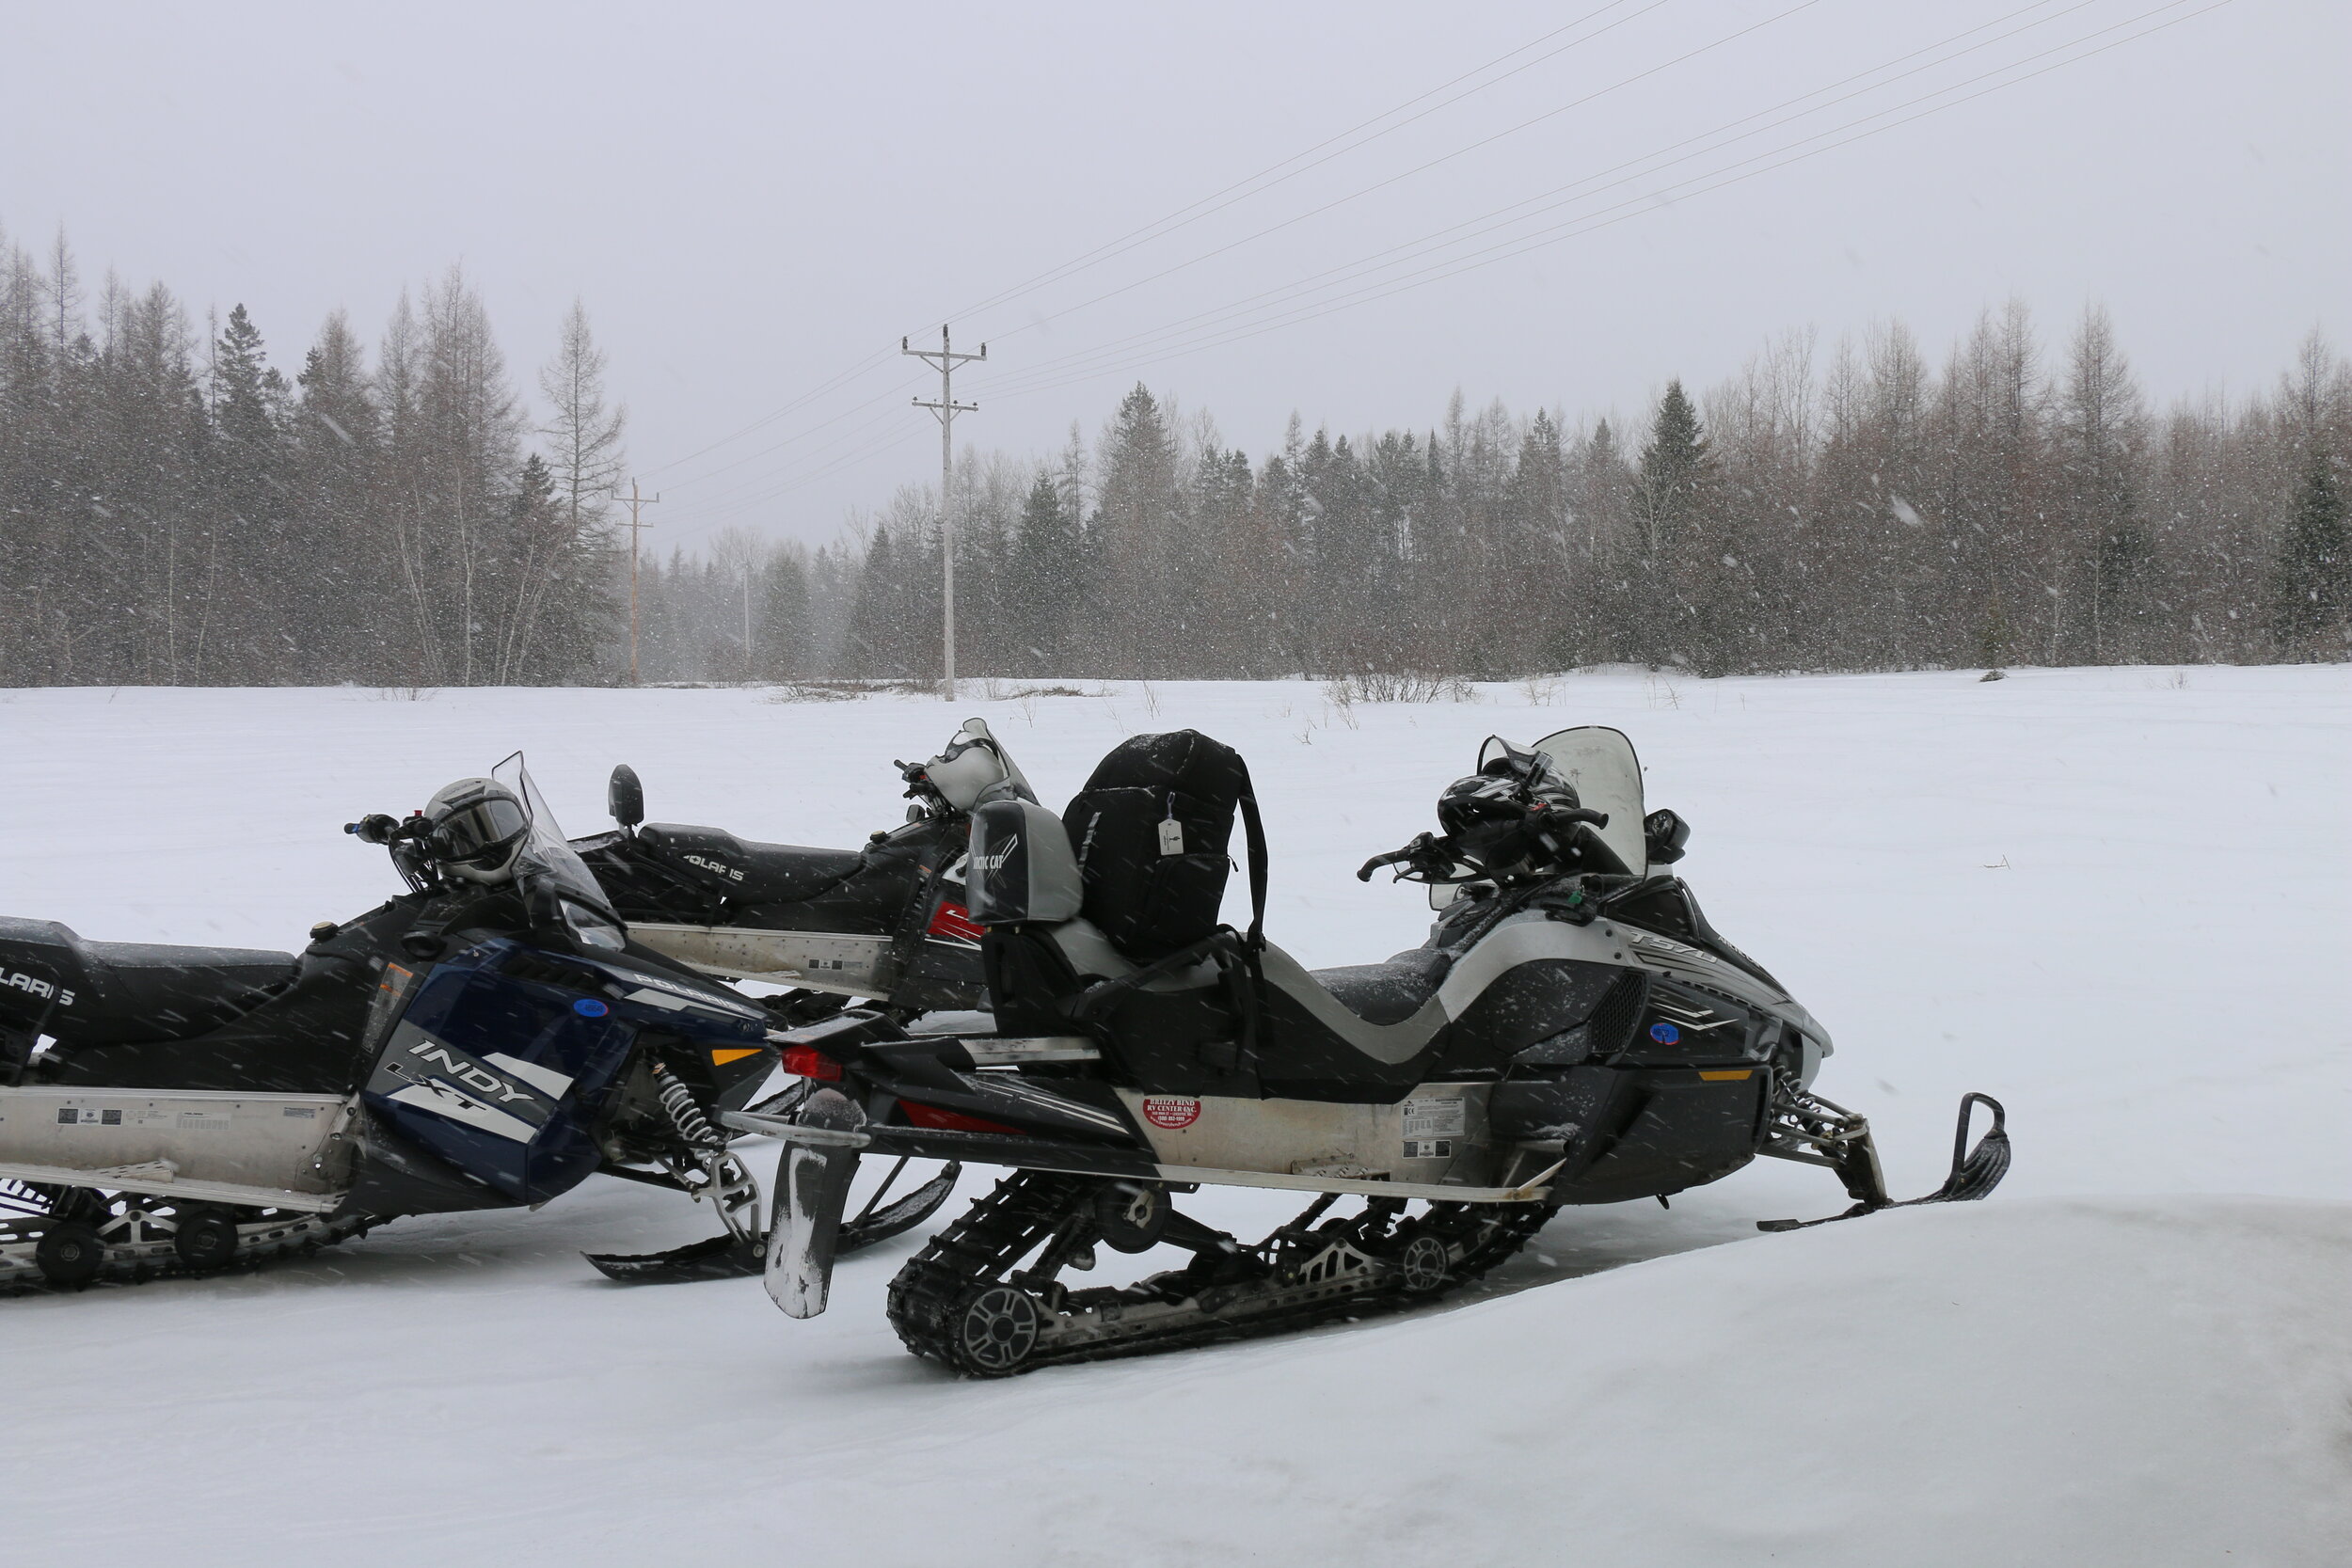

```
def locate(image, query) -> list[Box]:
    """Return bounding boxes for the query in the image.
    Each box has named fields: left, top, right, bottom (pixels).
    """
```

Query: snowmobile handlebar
left=1358, top=803, right=1612, bottom=885
left=345, top=813, right=434, bottom=847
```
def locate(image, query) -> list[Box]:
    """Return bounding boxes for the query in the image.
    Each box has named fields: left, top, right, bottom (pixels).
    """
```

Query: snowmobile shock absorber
left=651, top=1064, right=761, bottom=1243
left=653, top=1063, right=724, bottom=1151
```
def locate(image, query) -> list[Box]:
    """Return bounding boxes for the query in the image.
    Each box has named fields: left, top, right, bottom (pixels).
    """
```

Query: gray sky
left=4, top=0, right=2344, bottom=552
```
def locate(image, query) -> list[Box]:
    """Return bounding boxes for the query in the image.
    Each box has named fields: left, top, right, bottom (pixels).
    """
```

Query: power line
left=932, top=0, right=1669, bottom=327
left=978, top=0, right=2227, bottom=406
left=977, top=0, right=1826, bottom=350
left=977, top=0, right=2093, bottom=396
left=629, top=3, right=1683, bottom=490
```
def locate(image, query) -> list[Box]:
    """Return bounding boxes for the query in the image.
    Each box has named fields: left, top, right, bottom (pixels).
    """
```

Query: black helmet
left=422, top=777, right=532, bottom=884
left=1435, top=740, right=1581, bottom=876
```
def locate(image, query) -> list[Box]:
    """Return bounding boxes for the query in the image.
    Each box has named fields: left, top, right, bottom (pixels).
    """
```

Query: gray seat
left=1308, top=949, right=1454, bottom=1026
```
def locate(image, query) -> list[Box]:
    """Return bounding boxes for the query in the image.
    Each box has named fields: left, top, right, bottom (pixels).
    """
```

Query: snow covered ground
left=4, top=666, right=2348, bottom=1566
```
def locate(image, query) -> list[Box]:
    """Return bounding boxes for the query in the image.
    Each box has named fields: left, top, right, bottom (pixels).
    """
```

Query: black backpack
left=1062, top=730, right=1266, bottom=963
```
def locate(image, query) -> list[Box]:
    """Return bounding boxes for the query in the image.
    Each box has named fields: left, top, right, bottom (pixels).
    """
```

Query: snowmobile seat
left=0, top=916, right=296, bottom=1046
left=635, top=824, right=866, bottom=905
left=1305, top=949, right=1454, bottom=1027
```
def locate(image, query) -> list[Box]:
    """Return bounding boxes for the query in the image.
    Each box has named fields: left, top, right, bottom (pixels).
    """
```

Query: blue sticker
left=1648, top=1022, right=1680, bottom=1045
left=573, top=998, right=611, bottom=1018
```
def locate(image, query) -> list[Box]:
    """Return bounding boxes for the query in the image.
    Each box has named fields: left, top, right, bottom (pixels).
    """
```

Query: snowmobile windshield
left=1527, top=727, right=1646, bottom=878
left=492, top=752, right=628, bottom=951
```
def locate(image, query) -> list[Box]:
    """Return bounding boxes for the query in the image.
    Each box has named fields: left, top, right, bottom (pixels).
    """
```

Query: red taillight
left=780, top=1044, right=843, bottom=1082
left=900, top=1100, right=1023, bottom=1135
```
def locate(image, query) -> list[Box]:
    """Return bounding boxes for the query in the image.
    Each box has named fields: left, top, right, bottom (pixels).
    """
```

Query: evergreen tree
left=1634, top=380, right=1710, bottom=666
left=2271, top=446, right=2348, bottom=655
left=759, top=547, right=810, bottom=680
left=1635, top=380, right=1708, bottom=556
left=1009, top=470, right=1081, bottom=675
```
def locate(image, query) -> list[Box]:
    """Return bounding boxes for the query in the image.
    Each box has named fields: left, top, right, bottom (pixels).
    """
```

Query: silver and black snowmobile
left=729, top=725, right=2010, bottom=1375
left=571, top=719, right=1033, bottom=1022
left=0, top=754, right=952, bottom=1292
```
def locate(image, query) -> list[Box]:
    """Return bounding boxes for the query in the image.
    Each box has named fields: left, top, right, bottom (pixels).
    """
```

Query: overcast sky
left=3, top=1, right=2344, bottom=552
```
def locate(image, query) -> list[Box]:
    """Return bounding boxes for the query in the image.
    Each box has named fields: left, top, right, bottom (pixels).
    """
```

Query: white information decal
left=1401, top=1097, right=1467, bottom=1140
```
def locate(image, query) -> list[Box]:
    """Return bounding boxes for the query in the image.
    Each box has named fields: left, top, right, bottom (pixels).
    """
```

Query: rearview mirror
left=609, top=764, right=645, bottom=831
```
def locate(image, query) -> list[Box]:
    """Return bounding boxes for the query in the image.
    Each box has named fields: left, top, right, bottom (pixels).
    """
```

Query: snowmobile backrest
left=966, top=799, right=1084, bottom=927
left=1063, top=730, right=1265, bottom=963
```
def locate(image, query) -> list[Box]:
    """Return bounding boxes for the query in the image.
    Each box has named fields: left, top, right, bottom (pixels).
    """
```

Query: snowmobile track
left=0, top=1182, right=379, bottom=1295
left=885, top=1170, right=1554, bottom=1375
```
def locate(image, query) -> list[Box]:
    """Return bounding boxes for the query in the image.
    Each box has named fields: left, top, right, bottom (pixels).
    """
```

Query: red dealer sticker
left=1141, top=1096, right=1201, bottom=1130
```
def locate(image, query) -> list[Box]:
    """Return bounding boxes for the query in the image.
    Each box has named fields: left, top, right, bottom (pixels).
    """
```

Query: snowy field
left=4, top=667, right=2348, bottom=1566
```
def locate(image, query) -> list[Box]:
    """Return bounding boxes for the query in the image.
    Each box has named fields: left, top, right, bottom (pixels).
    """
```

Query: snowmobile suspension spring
left=653, top=1066, right=723, bottom=1151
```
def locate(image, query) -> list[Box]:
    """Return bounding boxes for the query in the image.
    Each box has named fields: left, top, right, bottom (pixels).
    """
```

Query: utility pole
left=612, top=480, right=661, bottom=685
left=904, top=325, right=985, bottom=700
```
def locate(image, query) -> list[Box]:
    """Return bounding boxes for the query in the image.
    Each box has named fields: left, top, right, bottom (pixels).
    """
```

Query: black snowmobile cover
left=1063, top=730, right=1264, bottom=963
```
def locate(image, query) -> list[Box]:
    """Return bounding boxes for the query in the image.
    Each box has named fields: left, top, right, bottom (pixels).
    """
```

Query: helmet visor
left=437, top=796, right=530, bottom=865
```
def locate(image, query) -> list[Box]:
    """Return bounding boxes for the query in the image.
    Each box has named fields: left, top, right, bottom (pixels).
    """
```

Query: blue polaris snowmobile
left=0, top=754, right=951, bottom=1291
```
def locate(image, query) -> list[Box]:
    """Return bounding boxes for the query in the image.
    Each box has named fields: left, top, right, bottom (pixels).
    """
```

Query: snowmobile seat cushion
left=967, top=799, right=1083, bottom=927
left=0, top=916, right=296, bottom=1046
left=636, top=824, right=866, bottom=904
left=1305, top=948, right=1454, bottom=1027
left=1064, top=730, right=1248, bottom=963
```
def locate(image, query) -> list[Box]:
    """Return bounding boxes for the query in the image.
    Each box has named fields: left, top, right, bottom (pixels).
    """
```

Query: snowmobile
left=0, top=754, right=951, bottom=1292
left=727, top=725, right=2011, bottom=1376
left=570, top=718, right=1034, bottom=1022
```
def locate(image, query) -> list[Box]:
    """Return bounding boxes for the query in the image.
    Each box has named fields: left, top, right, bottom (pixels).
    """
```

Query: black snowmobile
left=572, top=719, right=1033, bottom=1022
left=729, top=726, right=2010, bottom=1375
left=0, top=755, right=950, bottom=1292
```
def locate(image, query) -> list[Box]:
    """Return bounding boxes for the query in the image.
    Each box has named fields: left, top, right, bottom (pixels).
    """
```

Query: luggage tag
left=1157, top=803, right=1184, bottom=857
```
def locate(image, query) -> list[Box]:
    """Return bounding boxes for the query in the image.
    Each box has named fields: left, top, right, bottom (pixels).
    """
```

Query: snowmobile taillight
left=900, top=1100, right=1023, bottom=1135
left=780, top=1044, right=844, bottom=1082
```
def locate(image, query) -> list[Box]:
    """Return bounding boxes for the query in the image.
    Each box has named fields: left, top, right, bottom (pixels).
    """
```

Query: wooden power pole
left=903, top=326, right=984, bottom=700
left=612, top=480, right=661, bottom=685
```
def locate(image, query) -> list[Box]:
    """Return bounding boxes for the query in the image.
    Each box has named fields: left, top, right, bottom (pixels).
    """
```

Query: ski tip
left=581, top=1235, right=762, bottom=1284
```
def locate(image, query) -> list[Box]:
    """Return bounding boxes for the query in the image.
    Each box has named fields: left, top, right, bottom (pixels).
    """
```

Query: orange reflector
left=1697, top=1069, right=1754, bottom=1082
left=710, top=1048, right=763, bottom=1067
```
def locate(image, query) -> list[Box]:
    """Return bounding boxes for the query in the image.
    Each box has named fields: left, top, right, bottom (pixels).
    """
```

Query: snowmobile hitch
left=1757, top=1090, right=2009, bottom=1232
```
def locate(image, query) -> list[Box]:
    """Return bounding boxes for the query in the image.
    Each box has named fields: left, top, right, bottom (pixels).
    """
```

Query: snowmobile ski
left=1756, top=1090, right=2010, bottom=1231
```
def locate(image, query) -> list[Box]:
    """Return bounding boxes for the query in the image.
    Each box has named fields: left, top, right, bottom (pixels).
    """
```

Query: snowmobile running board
left=722, top=1109, right=1565, bottom=1204
left=0, top=1160, right=342, bottom=1214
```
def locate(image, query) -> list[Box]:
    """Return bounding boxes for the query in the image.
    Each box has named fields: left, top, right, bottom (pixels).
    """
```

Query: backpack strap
left=1234, top=758, right=1267, bottom=955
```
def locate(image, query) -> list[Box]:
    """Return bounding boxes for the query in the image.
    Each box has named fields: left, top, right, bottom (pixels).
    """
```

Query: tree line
left=0, top=227, right=622, bottom=686
left=5, top=221, right=2344, bottom=689
left=824, top=306, right=2349, bottom=683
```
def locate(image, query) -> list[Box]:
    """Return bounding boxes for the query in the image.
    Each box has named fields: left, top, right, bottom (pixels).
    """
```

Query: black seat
left=1307, top=948, right=1453, bottom=1026
left=636, top=824, right=866, bottom=905
left=0, top=917, right=295, bottom=1046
